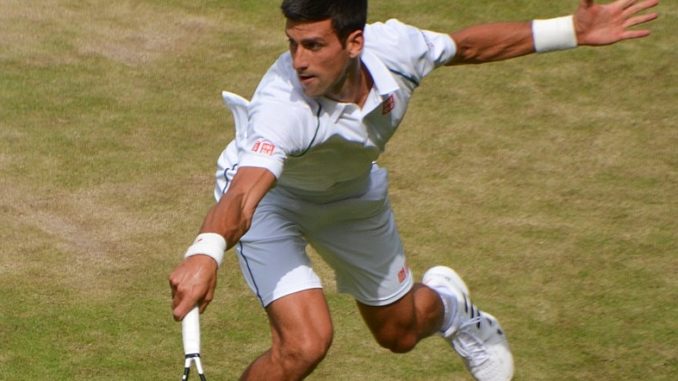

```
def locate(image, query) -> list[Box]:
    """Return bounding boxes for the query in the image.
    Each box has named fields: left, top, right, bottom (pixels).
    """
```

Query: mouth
left=297, top=73, right=315, bottom=85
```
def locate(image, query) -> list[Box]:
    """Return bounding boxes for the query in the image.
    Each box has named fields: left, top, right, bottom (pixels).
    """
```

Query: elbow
left=450, top=37, right=488, bottom=64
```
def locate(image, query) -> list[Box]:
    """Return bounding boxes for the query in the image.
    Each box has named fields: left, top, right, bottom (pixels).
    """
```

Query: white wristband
left=532, top=15, right=578, bottom=53
left=184, top=233, right=226, bottom=268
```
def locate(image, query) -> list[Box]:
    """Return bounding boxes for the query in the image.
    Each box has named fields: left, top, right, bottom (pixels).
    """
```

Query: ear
left=345, top=29, right=364, bottom=59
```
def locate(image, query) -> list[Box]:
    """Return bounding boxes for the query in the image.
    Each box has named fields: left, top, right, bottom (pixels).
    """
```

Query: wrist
left=184, top=232, right=226, bottom=268
left=532, top=15, right=578, bottom=53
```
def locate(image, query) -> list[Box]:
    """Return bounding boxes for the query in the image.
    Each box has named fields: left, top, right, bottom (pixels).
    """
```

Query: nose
left=291, top=46, right=309, bottom=72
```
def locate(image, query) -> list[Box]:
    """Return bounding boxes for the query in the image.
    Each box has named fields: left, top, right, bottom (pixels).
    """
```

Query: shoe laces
left=452, top=298, right=492, bottom=367
left=455, top=317, right=488, bottom=361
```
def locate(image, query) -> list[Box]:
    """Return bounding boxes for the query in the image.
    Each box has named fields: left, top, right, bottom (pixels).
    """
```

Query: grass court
left=1, top=1, right=676, bottom=379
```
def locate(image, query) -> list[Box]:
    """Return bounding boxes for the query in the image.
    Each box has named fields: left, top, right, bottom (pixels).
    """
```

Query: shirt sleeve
left=365, top=19, right=457, bottom=83
left=236, top=55, right=318, bottom=179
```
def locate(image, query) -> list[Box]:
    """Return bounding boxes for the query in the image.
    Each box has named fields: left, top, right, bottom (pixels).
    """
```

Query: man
left=169, top=1, right=658, bottom=380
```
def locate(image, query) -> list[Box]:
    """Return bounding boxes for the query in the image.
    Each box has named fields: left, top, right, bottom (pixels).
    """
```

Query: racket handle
left=182, top=306, right=201, bottom=355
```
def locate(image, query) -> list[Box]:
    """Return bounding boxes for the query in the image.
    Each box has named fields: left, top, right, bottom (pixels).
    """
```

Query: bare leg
left=357, top=283, right=443, bottom=353
left=240, top=288, right=333, bottom=381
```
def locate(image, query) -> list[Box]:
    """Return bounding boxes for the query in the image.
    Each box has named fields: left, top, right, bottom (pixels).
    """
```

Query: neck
left=326, top=59, right=373, bottom=107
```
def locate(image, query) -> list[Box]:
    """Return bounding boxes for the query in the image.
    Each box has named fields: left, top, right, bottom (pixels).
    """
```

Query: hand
left=169, top=255, right=218, bottom=321
left=574, top=0, right=659, bottom=46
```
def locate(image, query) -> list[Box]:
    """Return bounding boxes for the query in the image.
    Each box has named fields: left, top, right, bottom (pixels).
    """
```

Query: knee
left=276, top=328, right=333, bottom=372
left=373, top=328, right=418, bottom=354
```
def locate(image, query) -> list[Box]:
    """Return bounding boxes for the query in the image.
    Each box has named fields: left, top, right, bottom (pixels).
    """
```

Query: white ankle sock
left=429, top=283, right=458, bottom=336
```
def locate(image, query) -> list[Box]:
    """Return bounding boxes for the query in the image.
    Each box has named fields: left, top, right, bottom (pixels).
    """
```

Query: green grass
left=1, top=0, right=676, bottom=379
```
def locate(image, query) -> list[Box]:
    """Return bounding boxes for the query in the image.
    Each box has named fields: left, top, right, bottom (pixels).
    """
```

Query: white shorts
left=223, top=163, right=413, bottom=307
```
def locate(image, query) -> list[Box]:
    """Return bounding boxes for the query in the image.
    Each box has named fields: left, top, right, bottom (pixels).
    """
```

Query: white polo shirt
left=231, top=19, right=456, bottom=198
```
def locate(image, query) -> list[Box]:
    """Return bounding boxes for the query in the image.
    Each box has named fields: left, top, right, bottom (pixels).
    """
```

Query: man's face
left=285, top=19, right=361, bottom=98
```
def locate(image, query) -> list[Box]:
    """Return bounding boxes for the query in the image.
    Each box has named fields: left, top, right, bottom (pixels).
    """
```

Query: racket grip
left=182, top=306, right=201, bottom=355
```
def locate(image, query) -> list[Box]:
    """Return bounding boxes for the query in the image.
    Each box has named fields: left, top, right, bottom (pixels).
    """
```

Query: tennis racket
left=182, top=306, right=207, bottom=381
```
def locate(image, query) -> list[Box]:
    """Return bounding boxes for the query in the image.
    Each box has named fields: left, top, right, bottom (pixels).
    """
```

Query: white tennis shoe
left=423, top=266, right=514, bottom=381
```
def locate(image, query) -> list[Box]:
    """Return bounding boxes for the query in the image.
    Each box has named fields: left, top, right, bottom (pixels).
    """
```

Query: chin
left=301, top=87, right=324, bottom=98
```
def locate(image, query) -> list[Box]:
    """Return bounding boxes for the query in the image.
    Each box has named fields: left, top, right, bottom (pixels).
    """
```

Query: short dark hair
left=281, top=0, right=367, bottom=43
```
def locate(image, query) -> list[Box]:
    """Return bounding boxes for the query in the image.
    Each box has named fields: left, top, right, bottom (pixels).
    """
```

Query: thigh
left=309, top=201, right=412, bottom=306
left=237, top=194, right=322, bottom=307
left=304, top=168, right=413, bottom=307
left=266, top=288, right=333, bottom=349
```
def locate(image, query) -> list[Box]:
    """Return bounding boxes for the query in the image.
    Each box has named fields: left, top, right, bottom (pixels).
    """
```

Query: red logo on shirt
left=382, top=94, right=395, bottom=115
left=398, top=265, right=408, bottom=283
left=251, top=139, right=276, bottom=156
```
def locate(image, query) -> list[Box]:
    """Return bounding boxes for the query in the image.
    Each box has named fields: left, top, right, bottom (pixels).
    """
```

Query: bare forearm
left=446, top=0, right=659, bottom=65
left=169, top=168, right=273, bottom=320
left=200, top=166, right=275, bottom=249
left=200, top=192, right=251, bottom=250
left=447, top=22, right=534, bottom=65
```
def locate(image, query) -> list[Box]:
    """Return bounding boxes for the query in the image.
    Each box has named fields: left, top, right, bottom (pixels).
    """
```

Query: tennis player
left=169, top=1, right=658, bottom=380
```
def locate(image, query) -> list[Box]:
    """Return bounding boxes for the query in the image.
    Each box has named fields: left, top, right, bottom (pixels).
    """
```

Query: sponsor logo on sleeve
left=251, top=139, right=276, bottom=156
left=382, top=94, right=395, bottom=115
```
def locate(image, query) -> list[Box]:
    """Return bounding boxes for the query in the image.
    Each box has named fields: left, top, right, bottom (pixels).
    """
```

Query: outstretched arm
left=169, top=166, right=276, bottom=321
left=447, top=0, right=659, bottom=65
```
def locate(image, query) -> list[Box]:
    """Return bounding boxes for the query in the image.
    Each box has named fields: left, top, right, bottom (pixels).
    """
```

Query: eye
left=301, top=39, right=325, bottom=52
left=288, top=38, right=298, bottom=50
left=304, top=42, right=320, bottom=51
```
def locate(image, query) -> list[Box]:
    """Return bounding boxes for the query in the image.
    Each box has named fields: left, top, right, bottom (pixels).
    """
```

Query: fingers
left=621, top=15, right=656, bottom=40
left=198, top=283, right=215, bottom=314
left=624, top=12, right=659, bottom=29
left=171, top=282, right=211, bottom=321
left=574, top=0, right=657, bottom=46
left=173, top=294, right=196, bottom=321
left=169, top=271, right=197, bottom=321
left=168, top=256, right=218, bottom=321
left=199, top=299, right=210, bottom=314
left=620, top=0, right=659, bottom=39
left=619, top=0, right=636, bottom=9
left=622, top=0, right=659, bottom=17
left=621, top=29, right=652, bottom=40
